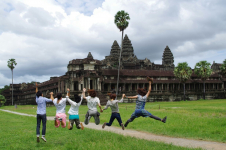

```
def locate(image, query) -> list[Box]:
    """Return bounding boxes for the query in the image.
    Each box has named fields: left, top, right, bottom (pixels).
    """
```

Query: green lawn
left=2, top=99, right=226, bottom=142
left=0, top=111, right=200, bottom=150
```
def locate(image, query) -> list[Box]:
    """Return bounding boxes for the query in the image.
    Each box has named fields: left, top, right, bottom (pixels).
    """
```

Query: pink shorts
left=55, top=113, right=67, bottom=128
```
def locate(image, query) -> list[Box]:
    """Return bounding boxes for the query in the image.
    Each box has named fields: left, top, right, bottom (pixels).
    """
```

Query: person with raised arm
left=102, top=93, right=126, bottom=130
left=82, top=88, right=103, bottom=125
left=66, top=88, right=84, bottom=130
left=35, top=82, right=54, bottom=143
left=124, top=77, right=167, bottom=127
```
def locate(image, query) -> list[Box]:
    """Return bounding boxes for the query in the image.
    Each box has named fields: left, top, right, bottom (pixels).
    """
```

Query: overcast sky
left=0, top=0, right=226, bottom=88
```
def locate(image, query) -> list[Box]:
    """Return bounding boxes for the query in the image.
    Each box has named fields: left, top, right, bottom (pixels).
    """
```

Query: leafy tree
left=0, top=85, right=10, bottom=94
left=7, top=58, right=17, bottom=105
left=194, top=61, right=212, bottom=100
left=0, top=95, right=6, bottom=106
left=174, top=62, right=192, bottom=101
left=220, top=59, right=226, bottom=77
left=114, top=10, right=130, bottom=98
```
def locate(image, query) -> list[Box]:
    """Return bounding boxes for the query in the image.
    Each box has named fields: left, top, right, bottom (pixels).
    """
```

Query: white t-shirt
left=86, top=96, right=100, bottom=111
left=67, top=96, right=83, bottom=115
left=53, top=97, right=67, bottom=114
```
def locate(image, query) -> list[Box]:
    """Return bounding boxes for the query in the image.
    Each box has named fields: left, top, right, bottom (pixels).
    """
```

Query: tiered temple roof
left=121, top=34, right=135, bottom=59
left=162, top=46, right=174, bottom=67
left=110, top=40, right=120, bottom=57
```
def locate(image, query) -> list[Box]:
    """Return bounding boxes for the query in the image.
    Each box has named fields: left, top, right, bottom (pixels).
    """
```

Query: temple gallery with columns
left=3, top=35, right=226, bottom=105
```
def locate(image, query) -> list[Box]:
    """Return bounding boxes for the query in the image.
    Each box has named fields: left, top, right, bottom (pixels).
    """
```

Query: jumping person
left=102, top=93, right=126, bottom=130
left=82, top=88, right=103, bottom=125
left=124, top=77, right=167, bottom=127
left=66, top=88, right=84, bottom=130
left=36, top=82, right=54, bottom=143
left=53, top=93, right=67, bottom=128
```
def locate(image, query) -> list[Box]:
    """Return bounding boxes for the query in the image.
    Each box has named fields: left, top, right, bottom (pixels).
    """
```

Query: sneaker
left=124, top=121, right=129, bottom=127
left=102, top=122, right=106, bottom=129
left=37, top=137, right=40, bottom=143
left=121, top=123, right=125, bottom=130
left=162, top=116, right=167, bottom=123
left=41, top=136, right=46, bottom=142
left=80, top=123, right=84, bottom=130
left=146, top=76, right=153, bottom=83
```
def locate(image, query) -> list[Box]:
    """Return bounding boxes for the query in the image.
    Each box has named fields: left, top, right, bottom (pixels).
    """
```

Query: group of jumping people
left=35, top=76, right=167, bottom=143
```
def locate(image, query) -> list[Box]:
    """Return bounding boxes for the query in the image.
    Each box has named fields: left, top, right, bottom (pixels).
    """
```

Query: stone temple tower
left=110, top=40, right=120, bottom=57
left=162, top=46, right=174, bottom=69
left=121, top=34, right=135, bottom=60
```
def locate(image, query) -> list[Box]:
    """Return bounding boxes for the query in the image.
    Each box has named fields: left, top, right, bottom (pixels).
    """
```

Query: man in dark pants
left=36, top=83, right=54, bottom=142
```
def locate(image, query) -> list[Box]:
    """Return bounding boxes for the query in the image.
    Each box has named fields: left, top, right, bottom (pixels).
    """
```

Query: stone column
left=97, top=78, right=100, bottom=91
left=123, top=83, right=126, bottom=91
left=167, top=83, right=169, bottom=91
left=78, top=81, right=81, bottom=91
left=137, top=83, right=139, bottom=89
left=71, top=81, right=74, bottom=91
left=88, top=78, right=90, bottom=89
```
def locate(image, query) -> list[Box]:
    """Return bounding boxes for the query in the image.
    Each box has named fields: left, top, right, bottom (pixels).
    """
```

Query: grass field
left=2, top=99, right=226, bottom=143
left=0, top=111, right=201, bottom=150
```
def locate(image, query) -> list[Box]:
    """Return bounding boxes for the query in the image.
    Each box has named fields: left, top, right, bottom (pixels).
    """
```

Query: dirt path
left=1, top=109, right=226, bottom=150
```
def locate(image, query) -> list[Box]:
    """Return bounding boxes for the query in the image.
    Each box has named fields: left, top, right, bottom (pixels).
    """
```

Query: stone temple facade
left=2, top=35, right=226, bottom=105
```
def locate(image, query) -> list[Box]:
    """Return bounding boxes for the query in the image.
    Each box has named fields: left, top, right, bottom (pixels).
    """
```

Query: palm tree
left=174, top=62, right=192, bottom=101
left=220, top=59, right=226, bottom=77
left=194, top=61, right=212, bottom=100
left=7, top=59, right=17, bottom=105
left=114, top=10, right=130, bottom=98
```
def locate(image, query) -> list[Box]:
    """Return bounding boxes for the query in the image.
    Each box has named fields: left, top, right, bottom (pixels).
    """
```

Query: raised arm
left=35, top=82, right=38, bottom=93
left=145, top=81, right=152, bottom=98
left=49, top=92, right=54, bottom=101
left=82, top=88, right=86, bottom=100
left=118, top=94, right=126, bottom=102
left=67, top=88, right=70, bottom=97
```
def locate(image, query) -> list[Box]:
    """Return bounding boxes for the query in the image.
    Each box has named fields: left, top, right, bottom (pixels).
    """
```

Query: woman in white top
left=53, top=93, right=67, bottom=128
left=66, top=88, right=84, bottom=130
left=82, top=88, right=103, bottom=125
left=102, top=93, right=126, bottom=130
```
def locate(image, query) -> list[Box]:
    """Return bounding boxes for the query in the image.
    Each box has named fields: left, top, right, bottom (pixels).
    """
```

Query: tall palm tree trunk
left=183, top=83, right=185, bottom=101
left=203, top=81, right=205, bottom=100
left=12, top=69, right=13, bottom=105
left=116, top=30, right=124, bottom=98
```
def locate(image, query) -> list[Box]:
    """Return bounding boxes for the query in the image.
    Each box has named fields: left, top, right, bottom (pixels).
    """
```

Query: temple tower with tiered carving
left=162, top=46, right=174, bottom=70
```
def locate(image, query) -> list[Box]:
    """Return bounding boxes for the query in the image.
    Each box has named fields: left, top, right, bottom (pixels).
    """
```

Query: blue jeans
left=106, top=113, right=122, bottom=126
left=36, top=114, right=47, bottom=136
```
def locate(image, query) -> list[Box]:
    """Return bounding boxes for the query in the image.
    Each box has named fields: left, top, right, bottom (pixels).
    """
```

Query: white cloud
left=0, top=0, right=226, bottom=88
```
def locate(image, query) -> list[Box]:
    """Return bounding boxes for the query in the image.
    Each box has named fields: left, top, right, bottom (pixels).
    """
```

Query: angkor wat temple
left=2, top=35, right=226, bottom=105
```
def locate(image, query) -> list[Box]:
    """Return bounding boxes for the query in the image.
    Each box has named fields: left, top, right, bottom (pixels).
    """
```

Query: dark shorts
left=131, top=109, right=152, bottom=119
